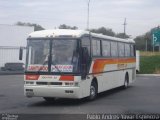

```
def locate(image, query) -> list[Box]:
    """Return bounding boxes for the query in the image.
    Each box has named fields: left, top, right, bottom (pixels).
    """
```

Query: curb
left=137, top=74, right=160, bottom=77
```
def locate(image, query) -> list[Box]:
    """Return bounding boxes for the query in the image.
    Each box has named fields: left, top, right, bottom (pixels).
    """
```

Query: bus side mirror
left=19, top=47, right=23, bottom=60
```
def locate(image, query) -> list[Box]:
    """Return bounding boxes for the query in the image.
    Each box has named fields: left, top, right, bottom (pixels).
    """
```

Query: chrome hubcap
left=90, top=86, right=96, bottom=97
left=125, top=80, right=128, bottom=87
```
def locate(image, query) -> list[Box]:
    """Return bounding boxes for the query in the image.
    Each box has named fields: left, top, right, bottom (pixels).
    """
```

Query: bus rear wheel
left=123, top=74, right=129, bottom=89
left=43, top=97, right=55, bottom=102
left=88, top=81, right=97, bottom=100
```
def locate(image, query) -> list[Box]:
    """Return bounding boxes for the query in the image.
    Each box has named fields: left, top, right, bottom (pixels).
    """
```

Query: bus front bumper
left=24, top=85, right=82, bottom=99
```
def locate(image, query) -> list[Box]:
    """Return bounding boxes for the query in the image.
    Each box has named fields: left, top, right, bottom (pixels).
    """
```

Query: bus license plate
left=26, top=91, right=34, bottom=97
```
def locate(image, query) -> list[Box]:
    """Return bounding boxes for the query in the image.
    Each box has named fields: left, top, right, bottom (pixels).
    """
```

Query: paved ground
left=0, top=75, right=160, bottom=119
left=0, top=70, right=24, bottom=75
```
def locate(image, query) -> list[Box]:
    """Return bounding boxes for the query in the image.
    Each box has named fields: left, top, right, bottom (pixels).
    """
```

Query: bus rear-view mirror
left=19, top=47, right=23, bottom=60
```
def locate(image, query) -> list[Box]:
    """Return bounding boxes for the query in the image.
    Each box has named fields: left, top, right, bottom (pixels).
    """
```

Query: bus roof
left=28, top=29, right=135, bottom=43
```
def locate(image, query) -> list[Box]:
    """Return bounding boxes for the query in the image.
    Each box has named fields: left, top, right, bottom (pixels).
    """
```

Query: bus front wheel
left=88, top=81, right=98, bottom=100
left=123, top=73, right=129, bottom=89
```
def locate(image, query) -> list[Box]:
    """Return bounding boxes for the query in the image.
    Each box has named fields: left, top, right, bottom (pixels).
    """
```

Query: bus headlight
left=25, top=81, right=34, bottom=85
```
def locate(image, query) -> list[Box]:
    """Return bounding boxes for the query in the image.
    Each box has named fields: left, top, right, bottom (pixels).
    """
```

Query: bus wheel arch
left=123, top=72, right=129, bottom=89
left=88, top=77, right=98, bottom=100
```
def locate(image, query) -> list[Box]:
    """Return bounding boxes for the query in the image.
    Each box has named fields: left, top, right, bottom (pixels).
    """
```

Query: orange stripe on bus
left=59, top=75, right=74, bottom=81
left=92, top=58, right=136, bottom=73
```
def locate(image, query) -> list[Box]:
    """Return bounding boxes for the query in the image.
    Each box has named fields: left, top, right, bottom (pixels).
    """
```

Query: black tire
left=88, top=81, right=98, bottom=100
left=123, top=74, right=129, bottom=89
left=43, top=97, right=55, bottom=102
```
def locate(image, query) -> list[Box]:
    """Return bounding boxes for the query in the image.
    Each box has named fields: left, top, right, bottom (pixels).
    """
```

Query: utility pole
left=145, top=39, right=148, bottom=51
left=122, top=18, right=127, bottom=38
left=87, top=0, right=90, bottom=30
left=145, top=35, right=148, bottom=51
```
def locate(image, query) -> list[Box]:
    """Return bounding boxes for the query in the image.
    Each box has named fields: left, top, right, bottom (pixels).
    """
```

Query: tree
left=134, top=26, right=160, bottom=51
left=134, top=35, right=146, bottom=51
left=116, top=33, right=130, bottom=39
left=58, top=24, right=78, bottom=30
left=89, top=27, right=115, bottom=37
left=16, top=21, right=45, bottom=31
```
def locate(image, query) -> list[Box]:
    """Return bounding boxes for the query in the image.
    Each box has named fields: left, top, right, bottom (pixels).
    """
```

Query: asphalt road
left=0, top=75, right=160, bottom=116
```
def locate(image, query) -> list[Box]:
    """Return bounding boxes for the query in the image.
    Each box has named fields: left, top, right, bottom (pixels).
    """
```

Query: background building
left=0, top=24, right=34, bottom=69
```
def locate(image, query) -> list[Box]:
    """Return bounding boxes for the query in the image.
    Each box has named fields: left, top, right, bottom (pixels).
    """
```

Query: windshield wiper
left=51, top=61, right=62, bottom=73
left=36, top=60, right=48, bottom=73
left=36, top=56, right=62, bottom=73
left=36, top=61, right=62, bottom=74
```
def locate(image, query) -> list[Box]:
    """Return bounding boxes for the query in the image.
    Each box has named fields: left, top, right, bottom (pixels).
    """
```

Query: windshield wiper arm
left=36, top=59, right=62, bottom=74
left=51, top=61, right=62, bottom=73
left=36, top=60, right=48, bottom=73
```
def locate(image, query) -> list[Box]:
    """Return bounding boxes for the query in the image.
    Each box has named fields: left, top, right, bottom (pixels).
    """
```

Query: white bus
left=20, top=29, right=136, bottom=101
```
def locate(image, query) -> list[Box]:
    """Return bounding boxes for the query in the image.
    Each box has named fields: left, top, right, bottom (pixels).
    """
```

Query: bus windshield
left=26, top=39, right=79, bottom=73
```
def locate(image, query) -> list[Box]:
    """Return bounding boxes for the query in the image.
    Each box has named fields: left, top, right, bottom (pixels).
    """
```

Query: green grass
left=139, top=51, right=160, bottom=74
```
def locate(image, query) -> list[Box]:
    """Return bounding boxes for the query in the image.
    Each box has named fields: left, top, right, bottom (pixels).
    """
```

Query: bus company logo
left=117, top=64, right=127, bottom=69
left=42, top=76, right=53, bottom=79
left=41, top=76, right=59, bottom=80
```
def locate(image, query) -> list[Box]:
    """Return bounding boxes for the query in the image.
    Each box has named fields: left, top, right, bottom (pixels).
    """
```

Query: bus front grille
left=36, top=82, right=62, bottom=85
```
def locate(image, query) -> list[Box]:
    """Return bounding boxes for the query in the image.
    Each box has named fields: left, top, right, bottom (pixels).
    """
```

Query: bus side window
left=130, top=44, right=134, bottom=57
left=81, top=37, right=91, bottom=58
left=102, top=40, right=111, bottom=57
left=111, top=42, right=118, bottom=57
left=118, top=42, right=125, bottom=57
left=125, top=44, right=131, bottom=57
left=92, top=39, right=101, bottom=57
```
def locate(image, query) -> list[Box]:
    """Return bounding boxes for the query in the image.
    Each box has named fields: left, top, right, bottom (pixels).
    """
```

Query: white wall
left=0, top=25, right=34, bottom=67
left=0, top=24, right=34, bottom=47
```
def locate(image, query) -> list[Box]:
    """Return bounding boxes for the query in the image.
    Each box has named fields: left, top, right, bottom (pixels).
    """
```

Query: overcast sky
left=0, top=0, right=160, bottom=38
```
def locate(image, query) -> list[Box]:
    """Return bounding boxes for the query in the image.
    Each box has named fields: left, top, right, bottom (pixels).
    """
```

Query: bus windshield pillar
left=81, top=47, right=89, bottom=79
